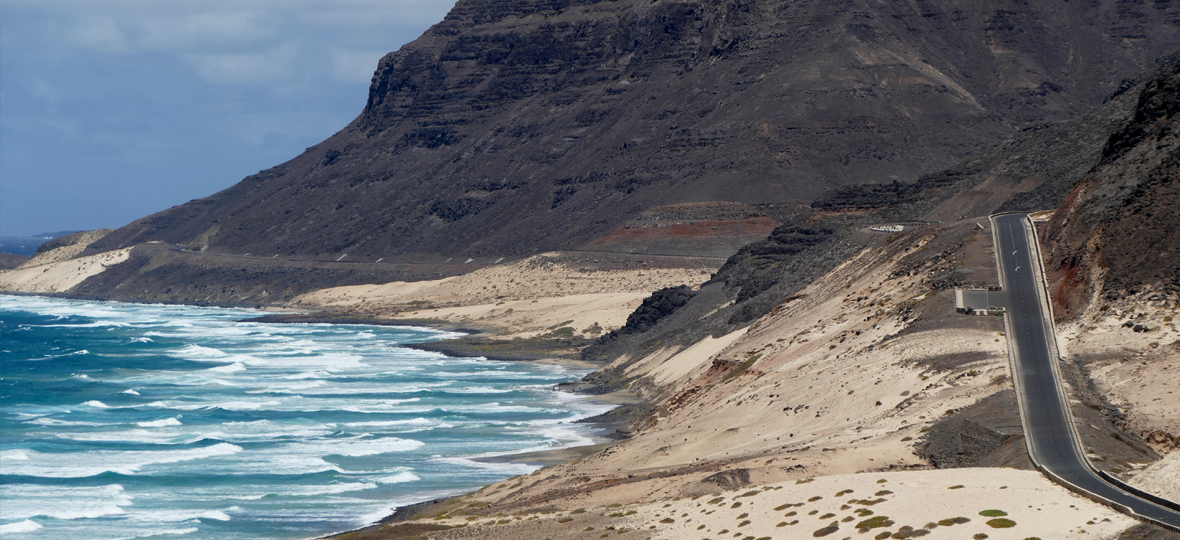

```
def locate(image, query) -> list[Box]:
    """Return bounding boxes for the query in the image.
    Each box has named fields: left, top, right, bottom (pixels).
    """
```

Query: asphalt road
left=991, top=213, right=1180, bottom=529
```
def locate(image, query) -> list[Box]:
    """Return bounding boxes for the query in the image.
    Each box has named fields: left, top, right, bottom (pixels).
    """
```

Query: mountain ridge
left=85, top=0, right=1180, bottom=268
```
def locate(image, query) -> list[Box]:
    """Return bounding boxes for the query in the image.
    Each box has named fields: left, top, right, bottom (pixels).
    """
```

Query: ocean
left=0, top=295, right=612, bottom=539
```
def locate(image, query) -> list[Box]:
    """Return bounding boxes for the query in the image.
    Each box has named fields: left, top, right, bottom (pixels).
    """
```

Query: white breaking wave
left=319, top=436, right=424, bottom=457
left=25, top=417, right=109, bottom=427
left=287, top=482, right=379, bottom=496
left=111, top=527, right=200, bottom=540
left=0, top=484, right=132, bottom=520
left=1, top=449, right=31, bottom=461
left=57, top=419, right=335, bottom=445
left=42, top=350, right=90, bottom=360
left=170, top=344, right=228, bottom=359
left=40, top=321, right=129, bottom=328
left=2, top=294, right=615, bottom=539
left=0, top=520, right=44, bottom=534
left=440, top=386, right=516, bottom=394
left=137, top=417, right=182, bottom=428
left=376, top=471, right=421, bottom=484
left=0, top=443, right=243, bottom=478
left=433, top=456, right=540, bottom=477
left=137, top=508, right=233, bottom=522
left=341, top=417, right=433, bottom=428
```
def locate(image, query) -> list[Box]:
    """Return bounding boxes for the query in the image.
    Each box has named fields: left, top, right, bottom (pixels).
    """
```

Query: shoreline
left=315, top=387, right=643, bottom=540
left=3, top=293, right=646, bottom=538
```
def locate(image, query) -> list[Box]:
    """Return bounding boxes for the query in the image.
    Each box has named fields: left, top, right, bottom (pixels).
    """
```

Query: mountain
left=581, top=49, right=1176, bottom=374
left=85, top=0, right=1179, bottom=272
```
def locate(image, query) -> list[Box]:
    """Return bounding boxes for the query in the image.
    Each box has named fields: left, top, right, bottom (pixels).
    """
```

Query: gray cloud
left=188, top=41, right=301, bottom=85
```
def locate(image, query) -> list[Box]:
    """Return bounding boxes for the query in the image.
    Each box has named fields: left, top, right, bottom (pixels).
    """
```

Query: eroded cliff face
left=1043, top=55, right=1180, bottom=320
left=87, top=0, right=1180, bottom=264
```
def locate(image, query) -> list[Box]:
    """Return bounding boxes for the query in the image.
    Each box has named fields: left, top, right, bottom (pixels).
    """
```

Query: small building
left=955, top=287, right=1005, bottom=315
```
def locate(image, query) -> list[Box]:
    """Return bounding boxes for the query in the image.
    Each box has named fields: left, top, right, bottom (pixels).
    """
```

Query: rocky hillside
left=85, top=0, right=1180, bottom=266
left=582, top=49, right=1179, bottom=380
left=1043, top=54, right=1180, bottom=319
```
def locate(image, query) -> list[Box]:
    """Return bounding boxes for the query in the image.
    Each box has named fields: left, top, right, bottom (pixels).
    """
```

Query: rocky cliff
left=85, top=0, right=1180, bottom=267
left=1043, top=54, right=1180, bottom=319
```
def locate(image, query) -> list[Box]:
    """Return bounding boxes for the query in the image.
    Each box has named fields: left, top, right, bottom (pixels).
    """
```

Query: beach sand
left=291, top=253, right=717, bottom=339
left=389, top=469, right=1134, bottom=540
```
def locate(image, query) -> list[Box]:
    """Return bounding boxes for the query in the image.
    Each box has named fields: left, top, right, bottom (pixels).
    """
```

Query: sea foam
left=0, top=520, right=44, bottom=534
left=0, top=484, right=132, bottom=520
left=1, top=295, right=604, bottom=540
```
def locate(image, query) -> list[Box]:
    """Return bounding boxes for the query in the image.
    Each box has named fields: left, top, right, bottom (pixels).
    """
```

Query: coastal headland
left=4, top=0, right=1179, bottom=538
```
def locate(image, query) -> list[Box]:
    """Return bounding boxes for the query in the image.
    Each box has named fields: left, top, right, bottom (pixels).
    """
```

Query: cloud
left=188, top=41, right=300, bottom=85
left=72, top=15, right=130, bottom=53
left=297, top=2, right=454, bottom=30
left=28, top=78, right=63, bottom=103
left=331, top=48, right=387, bottom=84
left=136, top=10, right=272, bottom=51
left=1, top=0, right=460, bottom=236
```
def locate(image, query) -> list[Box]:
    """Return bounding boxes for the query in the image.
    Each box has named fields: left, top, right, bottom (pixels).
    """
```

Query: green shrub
left=986, top=518, right=1016, bottom=528
left=855, top=516, right=894, bottom=529
left=978, top=510, right=1007, bottom=517
left=890, top=526, right=930, bottom=538
left=937, top=517, right=969, bottom=526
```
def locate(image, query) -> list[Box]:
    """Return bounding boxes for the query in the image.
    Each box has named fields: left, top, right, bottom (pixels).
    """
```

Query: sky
left=0, top=0, right=457, bottom=236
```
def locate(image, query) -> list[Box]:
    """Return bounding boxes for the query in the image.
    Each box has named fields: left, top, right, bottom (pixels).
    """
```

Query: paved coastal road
left=991, top=213, right=1180, bottom=529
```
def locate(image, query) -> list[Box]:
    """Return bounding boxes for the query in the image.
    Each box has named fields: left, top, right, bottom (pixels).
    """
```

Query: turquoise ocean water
left=0, top=295, right=610, bottom=539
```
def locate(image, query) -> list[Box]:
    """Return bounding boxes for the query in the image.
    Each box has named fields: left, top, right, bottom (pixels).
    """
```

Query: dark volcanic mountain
left=88, top=0, right=1180, bottom=265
